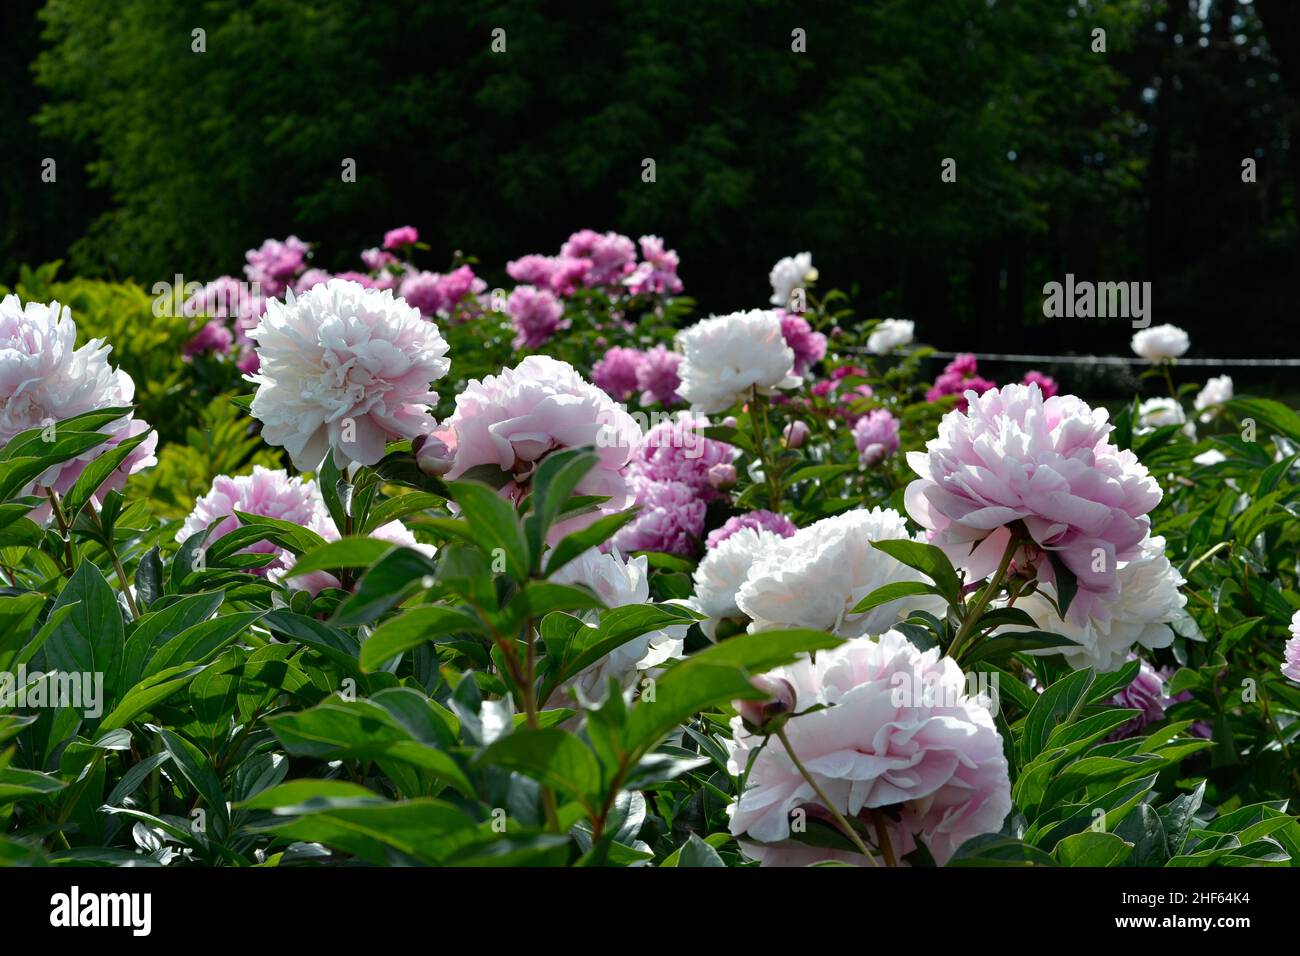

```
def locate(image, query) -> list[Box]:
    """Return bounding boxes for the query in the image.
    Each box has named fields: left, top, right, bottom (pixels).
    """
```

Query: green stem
left=1161, top=363, right=1179, bottom=404
left=90, top=505, right=140, bottom=620
left=45, top=488, right=75, bottom=572
left=775, top=726, right=879, bottom=866
left=949, top=533, right=1020, bottom=662
left=749, top=388, right=782, bottom=510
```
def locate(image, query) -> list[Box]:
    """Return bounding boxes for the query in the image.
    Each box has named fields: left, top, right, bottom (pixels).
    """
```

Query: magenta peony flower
left=506, top=254, right=557, bottom=288
left=635, top=344, right=683, bottom=407
left=248, top=279, right=450, bottom=469
left=244, top=236, right=308, bottom=298
left=727, top=631, right=1012, bottom=866
left=626, top=412, right=736, bottom=499
left=779, top=312, right=827, bottom=377
left=1106, top=657, right=1168, bottom=739
left=705, top=510, right=798, bottom=549
left=580, top=231, right=637, bottom=287
left=615, top=478, right=706, bottom=556
left=592, top=347, right=644, bottom=402
left=623, top=235, right=684, bottom=295
left=0, top=295, right=157, bottom=522
left=852, top=408, right=901, bottom=466
left=442, top=355, right=641, bottom=525
left=1022, top=370, right=1059, bottom=399
left=361, top=247, right=400, bottom=272
left=507, top=285, right=568, bottom=349
left=383, top=225, right=419, bottom=250
left=905, top=382, right=1162, bottom=626
left=184, top=319, right=234, bottom=359
left=437, top=265, right=487, bottom=313
left=183, top=276, right=246, bottom=320
left=398, top=271, right=446, bottom=317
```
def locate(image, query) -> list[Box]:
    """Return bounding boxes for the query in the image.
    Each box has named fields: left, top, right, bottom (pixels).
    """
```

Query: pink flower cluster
left=399, top=264, right=487, bottom=319
left=852, top=408, right=901, bottom=466
left=809, top=365, right=875, bottom=423
left=591, top=344, right=683, bottom=406
left=778, top=312, right=827, bottom=377
left=615, top=414, right=738, bottom=556
left=507, top=285, right=569, bottom=349
left=705, top=510, right=797, bottom=550
left=925, top=354, right=998, bottom=411
left=507, top=230, right=683, bottom=297
left=244, top=235, right=309, bottom=298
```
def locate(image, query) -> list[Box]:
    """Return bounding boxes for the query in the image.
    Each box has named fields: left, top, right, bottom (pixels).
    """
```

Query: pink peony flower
left=383, top=225, right=419, bottom=250
left=705, top=510, right=798, bottom=549
left=623, top=235, right=684, bottom=295
left=591, top=347, right=644, bottom=402
left=1022, top=370, right=1059, bottom=399
left=905, top=382, right=1163, bottom=626
left=398, top=271, right=446, bottom=317
left=437, top=265, right=487, bottom=313
left=332, top=270, right=379, bottom=289
left=852, top=408, right=901, bottom=466
left=0, top=295, right=157, bottom=522
left=361, top=247, right=400, bottom=272
left=507, top=285, right=568, bottom=349
left=442, top=355, right=640, bottom=527
left=614, top=478, right=706, bottom=556
left=727, top=631, right=1012, bottom=866
left=183, top=276, right=246, bottom=320
left=579, top=231, right=637, bottom=287
left=244, top=236, right=308, bottom=298
left=294, top=269, right=333, bottom=294
left=1284, top=612, right=1300, bottom=684
left=1107, top=657, right=1168, bottom=739
left=184, top=319, right=234, bottom=359
left=782, top=420, right=810, bottom=449
left=635, top=344, right=683, bottom=407
left=927, top=355, right=997, bottom=412
left=779, top=312, right=827, bottom=376
left=506, top=254, right=557, bottom=288
left=248, top=278, right=450, bottom=469
left=626, top=412, right=736, bottom=500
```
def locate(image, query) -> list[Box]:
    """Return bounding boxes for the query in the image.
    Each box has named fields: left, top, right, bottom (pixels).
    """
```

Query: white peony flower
left=736, top=508, right=941, bottom=637
left=548, top=548, right=686, bottom=704
left=676, top=309, right=800, bottom=414
left=865, top=318, right=915, bottom=355
left=0, top=295, right=157, bottom=519
left=1284, top=611, right=1300, bottom=684
left=727, top=631, right=1012, bottom=866
left=1193, top=375, right=1232, bottom=423
left=1192, top=448, right=1226, bottom=466
left=1130, top=323, right=1189, bottom=362
left=1137, top=397, right=1195, bottom=439
left=768, top=252, right=817, bottom=308
left=249, top=278, right=450, bottom=470
left=689, top=527, right=784, bottom=639
left=1005, top=534, right=1186, bottom=673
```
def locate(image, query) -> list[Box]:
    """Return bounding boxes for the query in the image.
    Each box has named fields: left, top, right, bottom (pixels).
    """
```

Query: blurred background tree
left=1, top=0, right=1295, bottom=371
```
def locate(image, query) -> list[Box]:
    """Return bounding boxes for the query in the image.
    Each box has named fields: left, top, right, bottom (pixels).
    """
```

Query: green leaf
left=849, top=580, right=939, bottom=614
left=359, top=605, right=483, bottom=671
left=1021, top=668, right=1095, bottom=764
left=444, top=479, right=529, bottom=581
left=544, top=510, right=640, bottom=577
left=523, top=448, right=598, bottom=567
left=46, top=560, right=125, bottom=698
left=962, top=630, right=1080, bottom=665
left=478, top=728, right=601, bottom=804
left=869, top=539, right=962, bottom=604
left=60, top=429, right=152, bottom=520
left=0, top=593, right=46, bottom=673
left=1055, top=831, right=1133, bottom=867
left=151, top=725, right=230, bottom=836
left=285, top=537, right=396, bottom=579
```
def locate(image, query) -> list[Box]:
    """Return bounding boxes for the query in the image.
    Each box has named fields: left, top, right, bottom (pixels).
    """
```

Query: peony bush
left=0, top=229, right=1298, bottom=869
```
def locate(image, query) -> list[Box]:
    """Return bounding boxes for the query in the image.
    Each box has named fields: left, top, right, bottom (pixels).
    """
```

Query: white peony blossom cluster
left=248, top=278, right=451, bottom=470
left=1193, top=375, right=1233, bottom=423
left=688, top=527, right=787, bottom=639
left=548, top=548, right=686, bottom=704
left=768, top=252, right=816, bottom=308
left=1002, top=533, right=1187, bottom=672
left=675, top=309, right=800, bottom=414
left=865, top=318, right=915, bottom=355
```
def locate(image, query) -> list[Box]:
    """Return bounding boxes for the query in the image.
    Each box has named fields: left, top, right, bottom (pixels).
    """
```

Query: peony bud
left=722, top=416, right=739, bottom=429
left=413, top=434, right=454, bottom=477
left=707, top=462, right=738, bottom=491
left=736, top=675, right=797, bottom=735
left=783, top=420, right=810, bottom=449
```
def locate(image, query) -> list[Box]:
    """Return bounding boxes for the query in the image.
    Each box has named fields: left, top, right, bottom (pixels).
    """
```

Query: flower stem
left=1161, top=363, right=1179, bottom=404
left=45, top=488, right=75, bottom=573
left=949, top=533, right=1020, bottom=662
left=775, top=726, right=879, bottom=866
left=749, top=388, right=782, bottom=510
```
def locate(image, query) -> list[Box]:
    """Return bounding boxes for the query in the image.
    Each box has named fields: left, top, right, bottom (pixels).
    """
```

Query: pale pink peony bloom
left=248, top=278, right=450, bottom=470
left=635, top=344, right=683, bottom=406
left=905, top=382, right=1162, bottom=626
left=1284, top=612, right=1300, bottom=684
left=179, top=465, right=431, bottom=594
left=727, top=631, right=1012, bottom=866
left=623, top=235, right=684, bottom=295
left=782, top=420, right=810, bottom=449
left=852, top=408, right=901, bottom=466
left=442, top=355, right=640, bottom=526
left=768, top=252, right=816, bottom=308
left=707, top=462, right=738, bottom=491
left=507, top=285, right=568, bottom=349
left=382, top=225, right=419, bottom=250
left=0, top=295, right=157, bottom=521
left=591, top=347, right=644, bottom=402
left=361, top=247, right=400, bottom=272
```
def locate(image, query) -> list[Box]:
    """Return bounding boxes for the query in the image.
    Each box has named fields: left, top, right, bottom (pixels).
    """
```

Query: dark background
left=2, top=0, right=1298, bottom=374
